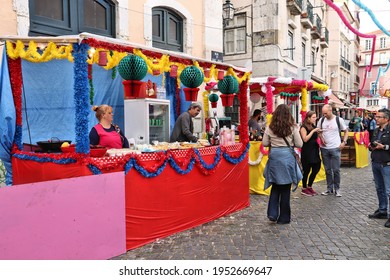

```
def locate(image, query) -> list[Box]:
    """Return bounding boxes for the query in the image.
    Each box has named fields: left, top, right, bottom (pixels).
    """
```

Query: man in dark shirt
left=368, top=109, right=390, bottom=228
left=170, top=103, right=201, bottom=142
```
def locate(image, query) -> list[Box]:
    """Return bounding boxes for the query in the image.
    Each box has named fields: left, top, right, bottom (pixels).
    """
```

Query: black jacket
left=370, top=124, right=390, bottom=164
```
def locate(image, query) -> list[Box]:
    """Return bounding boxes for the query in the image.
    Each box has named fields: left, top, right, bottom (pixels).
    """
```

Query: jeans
left=267, top=183, right=291, bottom=223
left=320, top=148, right=341, bottom=191
left=371, top=162, right=390, bottom=216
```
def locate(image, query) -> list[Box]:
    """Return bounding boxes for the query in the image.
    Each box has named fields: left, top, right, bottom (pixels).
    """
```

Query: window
left=365, top=54, right=371, bottom=65
left=29, top=0, right=116, bottom=37
left=224, top=14, right=246, bottom=55
left=320, top=57, right=324, bottom=77
left=367, top=99, right=379, bottom=106
left=310, top=49, right=315, bottom=72
left=380, top=37, right=386, bottom=49
left=370, top=82, right=378, bottom=95
left=302, top=42, right=306, bottom=67
left=380, top=52, right=386, bottom=64
left=287, top=30, right=294, bottom=60
left=365, top=39, right=371, bottom=51
left=152, top=8, right=183, bottom=52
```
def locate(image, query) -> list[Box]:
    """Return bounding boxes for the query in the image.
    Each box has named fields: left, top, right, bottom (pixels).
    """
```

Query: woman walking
left=299, top=111, right=322, bottom=196
left=262, top=104, right=303, bottom=224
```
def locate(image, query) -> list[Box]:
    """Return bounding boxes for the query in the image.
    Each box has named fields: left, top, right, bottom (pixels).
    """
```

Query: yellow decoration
left=86, top=49, right=127, bottom=69
left=266, top=113, right=272, bottom=125
left=301, top=86, right=308, bottom=113
left=6, top=40, right=73, bottom=63
left=312, top=82, right=328, bottom=91
left=226, top=67, right=251, bottom=84
left=5, top=40, right=252, bottom=88
left=202, top=91, right=209, bottom=117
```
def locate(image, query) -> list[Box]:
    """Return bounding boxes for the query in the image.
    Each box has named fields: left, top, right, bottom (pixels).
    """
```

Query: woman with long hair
left=262, top=104, right=303, bottom=224
left=299, top=111, right=322, bottom=196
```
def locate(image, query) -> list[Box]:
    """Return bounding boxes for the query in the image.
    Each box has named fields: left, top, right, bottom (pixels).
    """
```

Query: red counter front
left=12, top=144, right=249, bottom=252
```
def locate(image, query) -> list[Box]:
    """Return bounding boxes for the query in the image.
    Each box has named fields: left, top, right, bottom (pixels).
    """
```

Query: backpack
left=319, top=116, right=341, bottom=131
left=348, top=120, right=354, bottom=130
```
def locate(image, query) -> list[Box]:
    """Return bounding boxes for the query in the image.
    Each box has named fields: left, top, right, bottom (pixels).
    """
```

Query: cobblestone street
left=114, top=163, right=390, bottom=260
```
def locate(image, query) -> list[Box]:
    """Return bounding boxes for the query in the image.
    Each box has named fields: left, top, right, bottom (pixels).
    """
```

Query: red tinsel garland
left=353, top=131, right=370, bottom=148
left=84, top=38, right=134, bottom=54
left=238, top=79, right=249, bottom=144
left=7, top=56, right=23, bottom=126
left=83, top=38, right=245, bottom=75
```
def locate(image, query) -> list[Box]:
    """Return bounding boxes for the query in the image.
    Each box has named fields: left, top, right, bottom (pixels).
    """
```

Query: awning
left=328, top=94, right=344, bottom=108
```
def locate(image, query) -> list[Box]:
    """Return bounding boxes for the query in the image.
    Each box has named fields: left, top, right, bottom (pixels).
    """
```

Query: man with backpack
left=318, top=104, right=349, bottom=197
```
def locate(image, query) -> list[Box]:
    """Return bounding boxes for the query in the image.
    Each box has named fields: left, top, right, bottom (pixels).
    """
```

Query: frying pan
left=36, top=137, right=72, bottom=152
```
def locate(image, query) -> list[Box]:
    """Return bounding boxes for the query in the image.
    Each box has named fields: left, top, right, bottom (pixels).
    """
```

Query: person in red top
left=89, top=105, right=129, bottom=149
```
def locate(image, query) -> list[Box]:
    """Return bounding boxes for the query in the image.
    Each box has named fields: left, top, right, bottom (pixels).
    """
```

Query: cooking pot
left=36, top=137, right=72, bottom=153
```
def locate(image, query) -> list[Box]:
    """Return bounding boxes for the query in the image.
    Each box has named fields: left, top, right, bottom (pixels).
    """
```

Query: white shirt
left=321, top=116, right=347, bottom=149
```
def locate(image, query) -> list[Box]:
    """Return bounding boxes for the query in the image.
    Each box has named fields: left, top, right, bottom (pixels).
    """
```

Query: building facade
left=0, top=0, right=225, bottom=63
left=359, top=29, right=390, bottom=111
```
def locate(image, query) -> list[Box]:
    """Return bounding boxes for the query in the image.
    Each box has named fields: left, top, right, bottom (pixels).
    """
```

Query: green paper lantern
left=180, top=66, right=204, bottom=88
left=208, top=93, right=219, bottom=102
left=218, top=75, right=239, bottom=94
left=118, top=54, right=148, bottom=81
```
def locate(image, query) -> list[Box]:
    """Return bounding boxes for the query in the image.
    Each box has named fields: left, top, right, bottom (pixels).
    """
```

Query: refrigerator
left=124, top=98, right=170, bottom=144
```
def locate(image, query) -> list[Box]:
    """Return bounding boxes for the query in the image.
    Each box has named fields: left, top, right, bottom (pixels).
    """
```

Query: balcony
left=301, top=1, right=314, bottom=29
left=287, top=0, right=303, bottom=16
left=355, top=54, right=361, bottom=63
left=355, top=75, right=360, bottom=85
left=320, top=27, right=329, bottom=48
left=310, top=14, right=321, bottom=39
left=340, top=56, right=351, bottom=71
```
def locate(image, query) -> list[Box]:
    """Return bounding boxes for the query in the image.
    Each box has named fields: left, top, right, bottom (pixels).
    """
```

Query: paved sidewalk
left=114, top=164, right=390, bottom=260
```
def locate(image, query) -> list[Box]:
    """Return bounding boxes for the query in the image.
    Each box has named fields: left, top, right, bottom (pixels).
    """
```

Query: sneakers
left=335, top=190, right=342, bottom=197
left=308, top=187, right=318, bottom=196
left=301, top=188, right=313, bottom=196
left=385, top=219, right=390, bottom=228
left=321, top=190, right=333, bottom=196
left=368, top=210, right=388, bottom=219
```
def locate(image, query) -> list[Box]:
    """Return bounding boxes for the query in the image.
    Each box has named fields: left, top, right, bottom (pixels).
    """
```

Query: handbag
left=282, top=136, right=303, bottom=173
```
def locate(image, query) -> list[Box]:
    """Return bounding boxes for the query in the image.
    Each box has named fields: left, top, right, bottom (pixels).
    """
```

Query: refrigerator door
left=124, top=99, right=170, bottom=144
left=148, top=101, right=170, bottom=143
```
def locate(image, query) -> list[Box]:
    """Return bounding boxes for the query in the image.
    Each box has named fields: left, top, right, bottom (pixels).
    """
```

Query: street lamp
left=222, top=0, right=235, bottom=26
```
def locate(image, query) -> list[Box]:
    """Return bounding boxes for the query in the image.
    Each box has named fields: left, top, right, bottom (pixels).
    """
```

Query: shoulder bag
left=282, top=136, right=303, bottom=173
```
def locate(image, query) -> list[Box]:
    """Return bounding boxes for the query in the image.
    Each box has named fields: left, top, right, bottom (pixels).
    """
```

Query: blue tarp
left=0, top=50, right=16, bottom=185
left=0, top=53, right=184, bottom=185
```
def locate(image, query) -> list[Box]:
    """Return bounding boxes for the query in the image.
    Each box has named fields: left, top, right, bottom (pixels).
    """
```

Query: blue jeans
left=371, top=162, right=390, bottom=216
left=320, top=148, right=341, bottom=192
left=267, top=183, right=291, bottom=223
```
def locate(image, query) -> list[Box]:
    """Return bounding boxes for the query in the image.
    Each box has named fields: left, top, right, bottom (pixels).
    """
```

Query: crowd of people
left=258, top=104, right=390, bottom=228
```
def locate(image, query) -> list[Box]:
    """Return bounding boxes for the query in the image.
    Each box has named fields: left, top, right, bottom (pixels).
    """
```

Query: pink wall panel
left=0, top=172, right=126, bottom=260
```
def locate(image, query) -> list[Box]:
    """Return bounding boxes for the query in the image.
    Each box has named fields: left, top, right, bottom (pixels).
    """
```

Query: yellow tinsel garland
left=301, top=86, right=308, bottom=112
left=6, top=40, right=73, bottom=63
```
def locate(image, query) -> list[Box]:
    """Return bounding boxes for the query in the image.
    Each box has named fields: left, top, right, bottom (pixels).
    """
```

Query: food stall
left=0, top=33, right=251, bottom=259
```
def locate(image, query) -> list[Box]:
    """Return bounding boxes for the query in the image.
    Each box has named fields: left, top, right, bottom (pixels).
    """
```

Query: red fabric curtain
left=124, top=153, right=249, bottom=250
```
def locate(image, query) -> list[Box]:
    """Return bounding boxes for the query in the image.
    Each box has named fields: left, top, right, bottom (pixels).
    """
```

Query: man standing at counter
left=170, top=103, right=202, bottom=142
